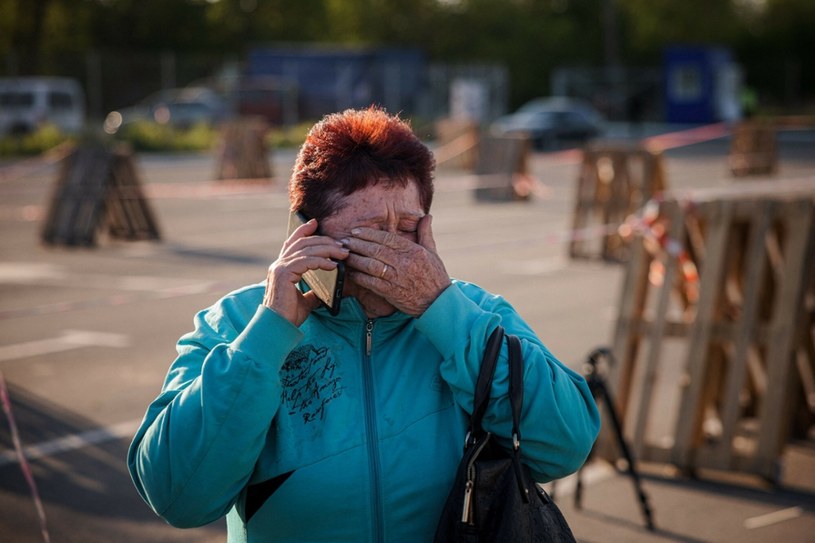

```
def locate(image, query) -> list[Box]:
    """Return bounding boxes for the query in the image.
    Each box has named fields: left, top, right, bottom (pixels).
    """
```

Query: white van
left=0, top=77, right=86, bottom=135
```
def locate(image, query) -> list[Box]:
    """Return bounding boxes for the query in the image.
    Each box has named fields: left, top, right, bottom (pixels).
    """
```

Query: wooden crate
left=570, top=144, right=667, bottom=262
left=214, top=117, right=272, bottom=182
left=607, top=180, right=815, bottom=481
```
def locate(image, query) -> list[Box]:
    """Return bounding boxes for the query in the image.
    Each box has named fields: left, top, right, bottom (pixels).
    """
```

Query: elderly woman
left=128, top=108, right=600, bottom=541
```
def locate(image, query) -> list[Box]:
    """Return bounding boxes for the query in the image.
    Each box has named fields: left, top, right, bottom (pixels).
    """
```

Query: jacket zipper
left=362, top=319, right=385, bottom=542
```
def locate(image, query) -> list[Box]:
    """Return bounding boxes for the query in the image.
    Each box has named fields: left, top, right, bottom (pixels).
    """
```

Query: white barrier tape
left=0, top=371, right=51, bottom=543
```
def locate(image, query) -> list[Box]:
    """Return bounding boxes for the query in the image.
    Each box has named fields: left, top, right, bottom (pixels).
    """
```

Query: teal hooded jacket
left=128, top=279, right=600, bottom=542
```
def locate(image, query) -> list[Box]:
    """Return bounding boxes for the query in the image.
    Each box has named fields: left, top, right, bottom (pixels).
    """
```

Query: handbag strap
left=471, top=327, right=525, bottom=441
left=507, top=333, right=531, bottom=501
left=471, top=327, right=531, bottom=500
left=469, top=326, right=505, bottom=440
left=507, top=333, right=523, bottom=449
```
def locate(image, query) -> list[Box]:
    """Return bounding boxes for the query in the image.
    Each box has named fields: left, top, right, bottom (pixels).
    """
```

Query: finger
left=284, top=219, right=346, bottom=254
left=302, top=290, right=322, bottom=311
left=347, top=269, right=387, bottom=294
left=349, top=227, right=405, bottom=249
left=288, top=239, right=349, bottom=261
left=289, top=255, right=341, bottom=275
left=417, top=214, right=437, bottom=252
left=273, top=256, right=339, bottom=288
left=342, top=236, right=392, bottom=262
left=344, top=252, right=390, bottom=279
left=285, top=218, right=319, bottom=246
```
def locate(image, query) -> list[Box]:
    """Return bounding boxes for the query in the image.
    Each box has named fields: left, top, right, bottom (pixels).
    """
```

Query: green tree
left=1, top=0, right=813, bottom=110
left=617, top=0, right=743, bottom=62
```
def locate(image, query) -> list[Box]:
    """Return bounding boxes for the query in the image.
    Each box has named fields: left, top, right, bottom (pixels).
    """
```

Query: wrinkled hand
left=343, top=215, right=451, bottom=317
left=264, top=219, right=349, bottom=326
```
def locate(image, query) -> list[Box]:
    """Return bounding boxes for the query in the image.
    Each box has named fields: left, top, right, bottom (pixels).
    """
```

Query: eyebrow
left=355, top=210, right=425, bottom=223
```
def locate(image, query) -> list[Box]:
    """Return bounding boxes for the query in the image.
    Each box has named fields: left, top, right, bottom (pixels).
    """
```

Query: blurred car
left=491, top=97, right=604, bottom=150
left=0, top=77, right=85, bottom=135
left=103, top=86, right=227, bottom=134
left=233, top=77, right=299, bottom=125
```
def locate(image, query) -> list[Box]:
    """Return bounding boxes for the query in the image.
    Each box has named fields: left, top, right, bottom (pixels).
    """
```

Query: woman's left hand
left=343, top=215, right=451, bottom=317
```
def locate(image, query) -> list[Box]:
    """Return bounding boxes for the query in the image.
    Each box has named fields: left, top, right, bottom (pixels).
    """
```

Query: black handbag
left=434, top=326, right=577, bottom=542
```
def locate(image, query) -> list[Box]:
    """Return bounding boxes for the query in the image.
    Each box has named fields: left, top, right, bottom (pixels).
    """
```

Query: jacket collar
left=312, top=295, right=414, bottom=339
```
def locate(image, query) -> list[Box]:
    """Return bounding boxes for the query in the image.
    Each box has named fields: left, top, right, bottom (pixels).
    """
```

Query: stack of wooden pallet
left=41, top=144, right=161, bottom=246
left=607, top=179, right=815, bottom=481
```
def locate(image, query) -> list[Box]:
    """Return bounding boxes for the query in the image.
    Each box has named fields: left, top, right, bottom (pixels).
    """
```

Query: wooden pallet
left=570, top=143, right=667, bottom=262
left=214, top=117, right=272, bottom=182
left=607, top=180, right=815, bottom=481
left=41, top=144, right=161, bottom=246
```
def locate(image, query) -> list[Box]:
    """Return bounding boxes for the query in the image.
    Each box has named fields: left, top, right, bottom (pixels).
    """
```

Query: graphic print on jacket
left=280, top=344, right=344, bottom=424
left=241, top=343, right=347, bottom=526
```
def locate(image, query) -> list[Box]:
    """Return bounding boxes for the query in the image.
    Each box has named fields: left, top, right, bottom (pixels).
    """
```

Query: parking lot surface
left=2, top=127, right=814, bottom=541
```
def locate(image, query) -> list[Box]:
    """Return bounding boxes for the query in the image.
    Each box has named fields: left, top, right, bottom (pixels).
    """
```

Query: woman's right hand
left=263, top=219, right=349, bottom=326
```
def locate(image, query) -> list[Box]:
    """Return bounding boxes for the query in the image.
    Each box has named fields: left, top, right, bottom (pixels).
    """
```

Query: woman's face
left=319, top=180, right=425, bottom=315
left=319, top=180, right=424, bottom=243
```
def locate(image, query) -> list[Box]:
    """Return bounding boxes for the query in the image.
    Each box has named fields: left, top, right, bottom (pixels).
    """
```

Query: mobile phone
left=286, top=210, right=345, bottom=316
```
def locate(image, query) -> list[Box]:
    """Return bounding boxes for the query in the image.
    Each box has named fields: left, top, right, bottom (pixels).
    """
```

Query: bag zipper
left=461, top=435, right=490, bottom=525
left=461, top=480, right=474, bottom=524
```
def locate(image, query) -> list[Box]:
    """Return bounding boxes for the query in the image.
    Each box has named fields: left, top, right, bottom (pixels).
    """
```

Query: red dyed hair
left=289, top=108, right=435, bottom=219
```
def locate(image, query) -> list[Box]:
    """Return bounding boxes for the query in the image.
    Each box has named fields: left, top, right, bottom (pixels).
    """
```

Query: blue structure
left=663, top=45, right=741, bottom=124
left=246, top=46, right=426, bottom=119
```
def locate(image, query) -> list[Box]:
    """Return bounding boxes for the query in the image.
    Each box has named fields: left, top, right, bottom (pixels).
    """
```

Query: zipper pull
left=461, top=480, right=474, bottom=524
left=365, top=320, right=374, bottom=356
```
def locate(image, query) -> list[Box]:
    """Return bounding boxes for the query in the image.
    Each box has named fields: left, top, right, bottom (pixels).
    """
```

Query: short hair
left=289, top=108, right=435, bottom=220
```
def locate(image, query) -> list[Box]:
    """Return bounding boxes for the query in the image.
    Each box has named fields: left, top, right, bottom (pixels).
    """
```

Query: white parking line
left=744, top=506, right=803, bottom=529
left=0, top=330, right=130, bottom=363
left=0, top=419, right=142, bottom=467
left=0, top=262, right=217, bottom=292
left=541, top=460, right=616, bottom=497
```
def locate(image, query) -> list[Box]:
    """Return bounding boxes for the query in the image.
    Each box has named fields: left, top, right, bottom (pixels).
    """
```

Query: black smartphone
left=286, top=210, right=345, bottom=316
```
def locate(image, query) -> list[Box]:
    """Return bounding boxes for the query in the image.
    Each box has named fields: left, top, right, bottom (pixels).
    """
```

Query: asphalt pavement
left=1, top=124, right=814, bottom=542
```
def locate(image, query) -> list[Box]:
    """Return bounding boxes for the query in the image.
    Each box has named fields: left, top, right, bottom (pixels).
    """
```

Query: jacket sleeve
left=127, top=300, right=303, bottom=528
left=414, top=282, right=601, bottom=483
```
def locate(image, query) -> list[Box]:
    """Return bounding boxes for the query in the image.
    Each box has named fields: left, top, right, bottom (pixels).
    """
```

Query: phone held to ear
left=286, top=210, right=345, bottom=316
